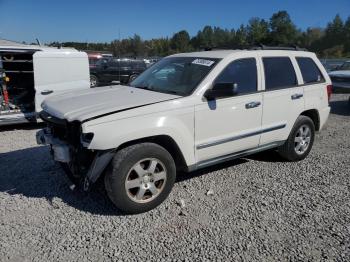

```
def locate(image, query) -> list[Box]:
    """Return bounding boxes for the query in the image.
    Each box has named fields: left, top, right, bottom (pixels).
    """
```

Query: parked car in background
left=37, top=47, right=331, bottom=213
left=328, top=60, right=350, bottom=94
left=0, top=57, right=7, bottom=107
left=321, top=60, right=343, bottom=72
left=87, top=52, right=113, bottom=69
left=143, top=58, right=161, bottom=67
left=89, top=58, right=147, bottom=87
left=0, top=44, right=90, bottom=126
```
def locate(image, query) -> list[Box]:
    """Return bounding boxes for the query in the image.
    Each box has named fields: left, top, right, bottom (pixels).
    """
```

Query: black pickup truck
left=90, top=58, right=147, bottom=87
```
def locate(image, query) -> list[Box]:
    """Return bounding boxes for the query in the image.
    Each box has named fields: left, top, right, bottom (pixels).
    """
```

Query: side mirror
left=204, top=82, right=238, bottom=100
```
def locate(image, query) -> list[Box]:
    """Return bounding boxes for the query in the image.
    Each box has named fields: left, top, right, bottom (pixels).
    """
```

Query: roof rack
left=250, top=44, right=307, bottom=51
left=203, top=44, right=307, bottom=52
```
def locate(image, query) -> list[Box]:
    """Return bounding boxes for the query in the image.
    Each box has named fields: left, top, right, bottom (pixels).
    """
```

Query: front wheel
left=128, top=74, right=139, bottom=83
left=278, top=115, right=315, bottom=161
left=104, top=143, right=176, bottom=214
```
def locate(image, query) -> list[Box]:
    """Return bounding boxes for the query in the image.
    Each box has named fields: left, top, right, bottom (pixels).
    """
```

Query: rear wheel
left=90, top=75, right=99, bottom=88
left=104, top=143, right=176, bottom=214
left=278, top=115, right=315, bottom=161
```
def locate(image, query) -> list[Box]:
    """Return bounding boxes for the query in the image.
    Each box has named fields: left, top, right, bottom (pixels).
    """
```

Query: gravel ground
left=0, top=94, right=349, bottom=261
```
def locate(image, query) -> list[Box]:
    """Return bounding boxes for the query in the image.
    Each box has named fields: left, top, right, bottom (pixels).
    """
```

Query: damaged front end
left=36, top=111, right=114, bottom=190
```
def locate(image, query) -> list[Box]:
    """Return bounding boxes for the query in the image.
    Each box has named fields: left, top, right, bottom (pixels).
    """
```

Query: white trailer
left=0, top=45, right=89, bottom=125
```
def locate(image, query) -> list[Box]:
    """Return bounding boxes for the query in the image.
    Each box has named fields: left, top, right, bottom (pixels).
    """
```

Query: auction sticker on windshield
left=192, top=58, right=215, bottom=67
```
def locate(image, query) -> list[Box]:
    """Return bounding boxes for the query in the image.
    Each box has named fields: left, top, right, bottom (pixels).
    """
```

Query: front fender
left=82, top=108, right=195, bottom=166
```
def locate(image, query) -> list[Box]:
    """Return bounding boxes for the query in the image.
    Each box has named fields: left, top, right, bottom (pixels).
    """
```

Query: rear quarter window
left=263, top=57, right=297, bottom=90
left=296, top=57, right=324, bottom=84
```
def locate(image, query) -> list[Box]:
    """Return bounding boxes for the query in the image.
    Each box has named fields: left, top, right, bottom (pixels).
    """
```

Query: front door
left=195, top=58, right=263, bottom=163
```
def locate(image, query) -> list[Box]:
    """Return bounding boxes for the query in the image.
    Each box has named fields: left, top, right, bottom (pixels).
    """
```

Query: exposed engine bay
left=37, top=111, right=114, bottom=190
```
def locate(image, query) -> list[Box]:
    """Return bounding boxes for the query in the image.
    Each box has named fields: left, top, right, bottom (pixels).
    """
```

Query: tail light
left=326, top=84, right=332, bottom=102
left=2, top=86, right=9, bottom=105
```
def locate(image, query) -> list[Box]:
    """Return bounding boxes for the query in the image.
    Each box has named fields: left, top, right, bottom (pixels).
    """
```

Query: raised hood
left=41, top=85, right=180, bottom=122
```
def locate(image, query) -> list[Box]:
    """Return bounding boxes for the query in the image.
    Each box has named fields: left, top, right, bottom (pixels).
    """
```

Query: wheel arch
left=300, top=109, right=320, bottom=131
left=116, top=135, right=189, bottom=172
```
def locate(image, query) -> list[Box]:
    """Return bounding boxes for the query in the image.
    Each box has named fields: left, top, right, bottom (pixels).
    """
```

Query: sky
left=0, top=0, right=349, bottom=44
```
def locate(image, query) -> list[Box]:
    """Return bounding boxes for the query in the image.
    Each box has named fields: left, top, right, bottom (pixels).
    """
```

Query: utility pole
left=118, top=28, right=121, bottom=84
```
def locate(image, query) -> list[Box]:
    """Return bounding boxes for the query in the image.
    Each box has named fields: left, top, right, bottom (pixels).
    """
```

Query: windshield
left=338, top=62, right=350, bottom=71
left=129, top=57, right=219, bottom=96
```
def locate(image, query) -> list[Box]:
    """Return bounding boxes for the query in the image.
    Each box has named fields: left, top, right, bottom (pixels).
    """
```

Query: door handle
left=291, top=93, right=303, bottom=100
left=245, top=101, right=261, bottom=109
left=41, top=90, right=54, bottom=95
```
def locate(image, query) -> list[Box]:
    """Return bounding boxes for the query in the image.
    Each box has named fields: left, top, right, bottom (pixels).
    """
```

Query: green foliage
left=171, top=30, right=190, bottom=52
left=48, top=11, right=350, bottom=58
left=269, top=11, right=299, bottom=45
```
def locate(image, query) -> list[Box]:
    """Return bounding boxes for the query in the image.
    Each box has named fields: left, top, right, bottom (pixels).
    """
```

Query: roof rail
left=203, top=46, right=235, bottom=51
left=202, top=44, right=308, bottom=52
left=251, top=44, right=307, bottom=51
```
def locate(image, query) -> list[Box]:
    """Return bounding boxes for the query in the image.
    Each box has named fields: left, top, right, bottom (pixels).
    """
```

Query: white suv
left=37, top=47, right=332, bottom=213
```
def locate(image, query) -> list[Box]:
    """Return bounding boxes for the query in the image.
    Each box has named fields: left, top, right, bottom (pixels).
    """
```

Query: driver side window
left=215, top=58, right=257, bottom=95
left=154, top=65, right=176, bottom=80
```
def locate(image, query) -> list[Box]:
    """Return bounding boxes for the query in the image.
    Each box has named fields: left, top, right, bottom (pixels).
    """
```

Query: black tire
left=278, top=115, right=315, bottom=161
left=90, top=74, right=99, bottom=88
left=104, top=143, right=176, bottom=214
left=128, top=74, right=138, bottom=83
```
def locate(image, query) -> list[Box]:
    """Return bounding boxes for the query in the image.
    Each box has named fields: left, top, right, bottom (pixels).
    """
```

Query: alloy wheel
left=125, top=158, right=167, bottom=203
left=294, top=124, right=311, bottom=155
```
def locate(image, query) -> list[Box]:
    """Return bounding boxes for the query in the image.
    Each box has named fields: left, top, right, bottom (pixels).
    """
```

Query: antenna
left=36, top=38, right=41, bottom=46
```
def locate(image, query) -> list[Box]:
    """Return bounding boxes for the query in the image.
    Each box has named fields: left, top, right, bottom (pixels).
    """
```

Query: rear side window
left=215, top=58, right=257, bottom=95
left=263, top=57, right=297, bottom=90
left=296, top=57, right=324, bottom=84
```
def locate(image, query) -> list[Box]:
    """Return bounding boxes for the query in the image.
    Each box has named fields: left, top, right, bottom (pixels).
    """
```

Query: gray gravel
left=1, top=94, right=350, bottom=261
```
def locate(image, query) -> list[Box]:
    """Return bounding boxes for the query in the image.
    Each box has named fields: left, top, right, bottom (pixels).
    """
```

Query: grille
left=39, top=111, right=81, bottom=145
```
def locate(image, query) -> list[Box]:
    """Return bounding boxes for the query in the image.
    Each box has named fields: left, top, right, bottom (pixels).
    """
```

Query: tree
left=171, top=30, right=190, bottom=52
left=234, top=24, right=248, bottom=47
left=269, top=11, right=299, bottom=45
left=247, top=18, right=269, bottom=45
left=196, top=26, right=214, bottom=48
left=344, top=16, right=350, bottom=56
left=47, top=11, right=349, bottom=58
left=320, top=14, right=345, bottom=57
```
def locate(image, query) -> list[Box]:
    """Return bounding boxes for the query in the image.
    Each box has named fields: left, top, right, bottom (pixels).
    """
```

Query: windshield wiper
left=134, top=86, right=182, bottom=96
left=134, top=86, right=150, bottom=90
left=161, top=90, right=181, bottom=95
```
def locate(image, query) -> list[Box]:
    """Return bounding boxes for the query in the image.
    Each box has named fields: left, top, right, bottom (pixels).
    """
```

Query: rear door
left=259, top=55, right=304, bottom=145
left=33, top=50, right=90, bottom=112
left=295, top=56, right=328, bottom=114
left=101, top=59, right=119, bottom=82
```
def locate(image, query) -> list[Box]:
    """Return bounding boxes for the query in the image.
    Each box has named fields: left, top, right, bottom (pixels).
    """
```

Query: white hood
left=41, top=85, right=180, bottom=122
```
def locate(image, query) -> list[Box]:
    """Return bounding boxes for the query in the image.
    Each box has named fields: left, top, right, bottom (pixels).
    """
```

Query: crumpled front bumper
left=36, top=129, right=71, bottom=163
